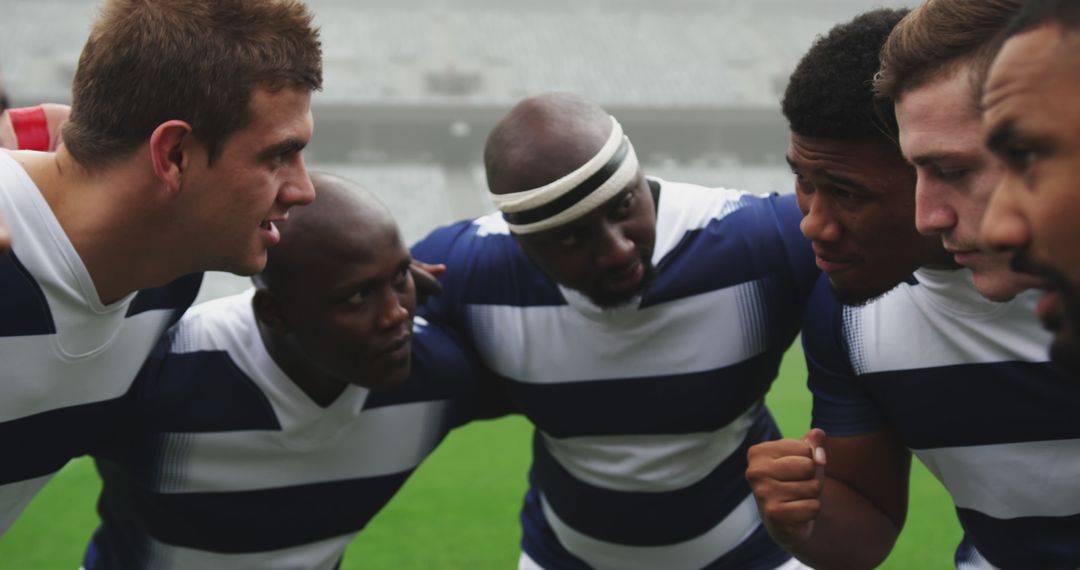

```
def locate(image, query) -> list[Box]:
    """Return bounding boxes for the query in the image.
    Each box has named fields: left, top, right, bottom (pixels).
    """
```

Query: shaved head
left=484, top=92, right=615, bottom=195
left=256, top=172, right=396, bottom=294
left=251, top=171, right=416, bottom=399
left=483, top=93, right=658, bottom=308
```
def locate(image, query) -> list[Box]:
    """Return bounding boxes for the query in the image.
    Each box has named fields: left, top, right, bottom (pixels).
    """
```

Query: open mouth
left=259, top=219, right=282, bottom=245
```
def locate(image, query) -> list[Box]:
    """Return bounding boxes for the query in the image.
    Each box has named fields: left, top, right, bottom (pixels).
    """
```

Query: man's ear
left=253, top=288, right=288, bottom=334
left=149, top=120, right=194, bottom=194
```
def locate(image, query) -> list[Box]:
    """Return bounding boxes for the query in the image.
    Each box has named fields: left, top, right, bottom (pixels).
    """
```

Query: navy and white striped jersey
left=0, top=151, right=200, bottom=535
left=804, top=268, right=1080, bottom=569
left=85, top=291, right=504, bottom=570
left=412, top=179, right=818, bottom=570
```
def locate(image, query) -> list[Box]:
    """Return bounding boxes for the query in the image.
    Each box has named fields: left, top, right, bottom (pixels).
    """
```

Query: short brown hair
left=62, top=0, right=322, bottom=171
left=874, top=0, right=1022, bottom=106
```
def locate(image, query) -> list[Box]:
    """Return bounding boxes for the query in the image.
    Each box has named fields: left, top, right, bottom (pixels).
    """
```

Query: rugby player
left=84, top=173, right=507, bottom=569
left=747, top=4, right=1080, bottom=569
left=981, top=0, right=1080, bottom=375
left=414, top=92, right=818, bottom=570
left=0, top=0, right=321, bottom=534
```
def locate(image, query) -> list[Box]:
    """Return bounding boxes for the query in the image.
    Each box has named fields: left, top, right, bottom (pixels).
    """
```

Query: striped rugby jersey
left=804, top=268, right=1080, bottom=569
left=412, top=178, right=818, bottom=569
left=85, top=291, right=504, bottom=569
left=0, top=151, right=200, bottom=536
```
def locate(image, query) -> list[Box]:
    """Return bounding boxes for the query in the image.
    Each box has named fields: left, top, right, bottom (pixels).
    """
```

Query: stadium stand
left=1, top=0, right=913, bottom=244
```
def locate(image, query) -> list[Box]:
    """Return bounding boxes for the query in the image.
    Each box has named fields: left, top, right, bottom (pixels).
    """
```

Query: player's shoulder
left=417, top=213, right=512, bottom=245
left=164, top=290, right=255, bottom=355
left=412, top=213, right=520, bottom=264
left=654, top=177, right=753, bottom=221
left=802, top=275, right=846, bottom=339
left=656, top=178, right=799, bottom=237
left=410, top=316, right=472, bottom=375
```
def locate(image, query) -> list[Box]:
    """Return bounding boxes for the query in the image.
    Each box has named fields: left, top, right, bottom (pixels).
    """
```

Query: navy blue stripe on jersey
left=126, top=273, right=203, bottom=320
left=856, top=361, right=1080, bottom=449
left=805, top=276, right=886, bottom=436
left=95, top=457, right=415, bottom=554
left=86, top=483, right=153, bottom=570
left=0, top=396, right=130, bottom=484
left=519, top=486, right=791, bottom=570
left=136, top=351, right=280, bottom=433
left=411, top=221, right=567, bottom=308
left=530, top=410, right=778, bottom=545
left=956, top=508, right=1080, bottom=569
left=504, top=349, right=782, bottom=438
left=769, top=193, right=820, bottom=301
left=802, top=277, right=858, bottom=378
left=0, top=251, right=56, bottom=337
left=644, top=193, right=814, bottom=309
left=520, top=482, right=594, bottom=570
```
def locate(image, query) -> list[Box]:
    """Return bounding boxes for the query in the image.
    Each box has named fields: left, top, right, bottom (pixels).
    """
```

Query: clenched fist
left=745, top=428, right=828, bottom=548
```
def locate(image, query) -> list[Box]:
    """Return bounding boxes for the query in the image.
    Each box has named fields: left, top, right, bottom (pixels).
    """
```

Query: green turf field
left=0, top=343, right=961, bottom=568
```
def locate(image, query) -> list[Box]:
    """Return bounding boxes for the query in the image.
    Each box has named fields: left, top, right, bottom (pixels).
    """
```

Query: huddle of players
left=0, top=0, right=1077, bottom=569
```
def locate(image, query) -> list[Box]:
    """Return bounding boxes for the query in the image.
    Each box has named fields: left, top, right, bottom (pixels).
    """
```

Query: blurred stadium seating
left=1, top=0, right=912, bottom=228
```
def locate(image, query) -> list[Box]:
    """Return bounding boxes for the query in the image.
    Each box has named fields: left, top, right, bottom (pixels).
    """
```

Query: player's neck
left=25, top=147, right=186, bottom=304
left=257, top=323, right=350, bottom=408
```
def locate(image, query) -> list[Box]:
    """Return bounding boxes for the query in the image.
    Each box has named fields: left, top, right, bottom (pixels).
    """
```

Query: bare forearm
left=778, top=477, right=901, bottom=570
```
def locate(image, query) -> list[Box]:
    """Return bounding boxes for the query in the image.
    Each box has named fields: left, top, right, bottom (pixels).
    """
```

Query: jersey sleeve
left=765, top=193, right=819, bottom=307
left=803, top=276, right=887, bottom=436
left=404, top=316, right=513, bottom=428
left=410, top=219, right=477, bottom=329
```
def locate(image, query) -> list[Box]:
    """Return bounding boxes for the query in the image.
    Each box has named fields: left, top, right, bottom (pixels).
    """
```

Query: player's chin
left=590, top=280, right=649, bottom=308
left=970, top=266, right=1032, bottom=303
left=224, top=250, right=268, bottom=277
left=365, top=361, right=411, bottom=391
left=828, top=273, right=895, bottom=307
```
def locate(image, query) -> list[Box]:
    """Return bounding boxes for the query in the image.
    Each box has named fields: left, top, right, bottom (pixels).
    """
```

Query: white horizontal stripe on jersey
left=154, top=400, right=452, bottom=494
left=143, top=528, right=352, bottom=570
left=540, top=491, right=760, bottom=570
left=0, top=310, right=178, bottom=423
left=650, top=184, right=750, bottom=263
left=468, top=280, right=767, bottom=384
left=916, top=438, right=1080, bottom=519
left=541, top=406, right=758, bottom=492
left=848, top=289, right=1051, bottom=375
left=0, top=473, right=53, bottom=535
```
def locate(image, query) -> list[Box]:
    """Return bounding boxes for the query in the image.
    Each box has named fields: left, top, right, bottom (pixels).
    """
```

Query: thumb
left=803, top=428, right=827, bottom=467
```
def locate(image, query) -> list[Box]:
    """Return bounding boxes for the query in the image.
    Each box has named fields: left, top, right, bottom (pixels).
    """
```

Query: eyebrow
left=907, top=152, right=977, bottom=167
left=256, top=138, right=307, bottom=162
left=985, top=119, right=1018, bottom=155
left=784, top=156, right=868, bottom=192
left=333, top=256, right=413, bottom=294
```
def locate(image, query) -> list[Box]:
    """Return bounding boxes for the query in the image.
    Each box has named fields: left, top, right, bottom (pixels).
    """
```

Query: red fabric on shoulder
left=8, top=106, right=49, bottom=151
